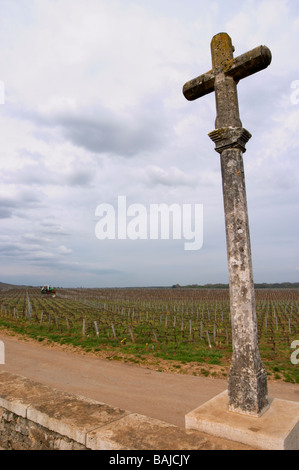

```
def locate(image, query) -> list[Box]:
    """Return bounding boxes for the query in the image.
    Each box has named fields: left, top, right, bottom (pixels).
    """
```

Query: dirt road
left=1, top=332, right=298, bottom=428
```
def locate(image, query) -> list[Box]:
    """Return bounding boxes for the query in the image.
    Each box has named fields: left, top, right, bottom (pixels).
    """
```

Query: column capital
left=208, top=127, right=252, bottom=153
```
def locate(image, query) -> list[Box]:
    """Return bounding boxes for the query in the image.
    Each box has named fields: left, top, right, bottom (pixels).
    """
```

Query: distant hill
left=172, top=282, right=299, bottom=289
left=0, top=280, right=298, bottom=290
left=0, top=281, right=31, bottom=289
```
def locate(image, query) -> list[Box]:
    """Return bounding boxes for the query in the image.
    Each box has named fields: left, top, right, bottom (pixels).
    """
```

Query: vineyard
left=0, top=285, right=298, bottom=383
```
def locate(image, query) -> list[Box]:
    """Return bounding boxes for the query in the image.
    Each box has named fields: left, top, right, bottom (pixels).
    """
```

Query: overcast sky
left=0, top=0, right=298, bottom=288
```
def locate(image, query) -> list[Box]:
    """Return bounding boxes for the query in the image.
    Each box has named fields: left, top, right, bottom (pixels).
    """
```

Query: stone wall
left=0, top=371, right=253, bottom=450
left=0, top=408, right=86, bottom=450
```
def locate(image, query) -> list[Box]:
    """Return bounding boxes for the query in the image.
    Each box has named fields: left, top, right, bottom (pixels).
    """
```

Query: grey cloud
left=0, top=240, right=72, bottom=262
left=0, top=196, right=18, bottom=208
left=65, top=168, right=94, bottom=187
left=15, top=99, right=169, bottom=158
left=145, top=165, right=197, bottom=187
left=25, top=254, right=123, bottom=277
left=0, top=242, right=51, bottom=261
left=0, top=196, right=17, bottom=218
left=0, top=208, right=13, bottom=219
left=58, top=111, right=167, bottom=157
left=0, top=192, right=42, bottom=219
left=40, top=228, right=71, bottom=238
left=0, top=243, right=26, bottom=256
left=22, top=233, right=52, bottom=244
left=5, top=153, right=94, bottom=188
left=39, top=223, right=71, bottom=238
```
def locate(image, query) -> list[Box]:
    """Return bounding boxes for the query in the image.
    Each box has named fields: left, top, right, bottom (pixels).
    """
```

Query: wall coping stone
left=0, top=371, right=254, bottom=450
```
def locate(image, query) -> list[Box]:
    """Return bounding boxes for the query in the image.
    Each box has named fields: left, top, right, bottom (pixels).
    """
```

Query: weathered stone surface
left=0, top=371, right=254, bottom=450
left=182, top=33, right=272, bottom=112
left=0, top=409, right=87, bottom=450
left=209, top=127, right=251, bottom=153
left=218, top=145, right=268, bottom=415
left=186, top=391, right=299, bottom=450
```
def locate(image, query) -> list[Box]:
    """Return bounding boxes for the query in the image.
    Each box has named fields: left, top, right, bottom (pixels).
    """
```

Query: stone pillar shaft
left=209, top=127, right=269, bottom=416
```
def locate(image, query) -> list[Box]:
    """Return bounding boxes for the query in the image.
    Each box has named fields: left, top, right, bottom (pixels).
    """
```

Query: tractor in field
left=41, top=285, right=56, bottom=298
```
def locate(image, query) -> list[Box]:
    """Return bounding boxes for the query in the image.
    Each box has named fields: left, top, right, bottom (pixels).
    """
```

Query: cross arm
left=183, top=69, right=215, bottom=101
left=225, top=45, right=272, bottom=83
left=182, top=44, right=272, bottom=102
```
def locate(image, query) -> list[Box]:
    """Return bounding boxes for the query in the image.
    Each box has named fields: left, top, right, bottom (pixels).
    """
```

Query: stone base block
left=185, top=390, right=299, bottom=450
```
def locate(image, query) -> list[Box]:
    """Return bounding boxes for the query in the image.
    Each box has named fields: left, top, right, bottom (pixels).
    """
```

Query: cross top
left=211, top=32, right=235, bottom=70
left=183, top=32, right=272, bottom=129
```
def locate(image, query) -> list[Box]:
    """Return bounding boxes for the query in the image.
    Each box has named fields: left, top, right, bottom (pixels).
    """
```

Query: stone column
left=209, top=127, right=269, bottom=416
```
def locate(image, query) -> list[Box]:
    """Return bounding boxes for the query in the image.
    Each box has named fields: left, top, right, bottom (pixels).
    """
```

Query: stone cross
left=183, top=33, right=272, bottom=416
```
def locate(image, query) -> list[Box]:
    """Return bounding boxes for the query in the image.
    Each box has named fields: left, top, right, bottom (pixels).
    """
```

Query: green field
left=0, top=286, right=298, bottom=383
